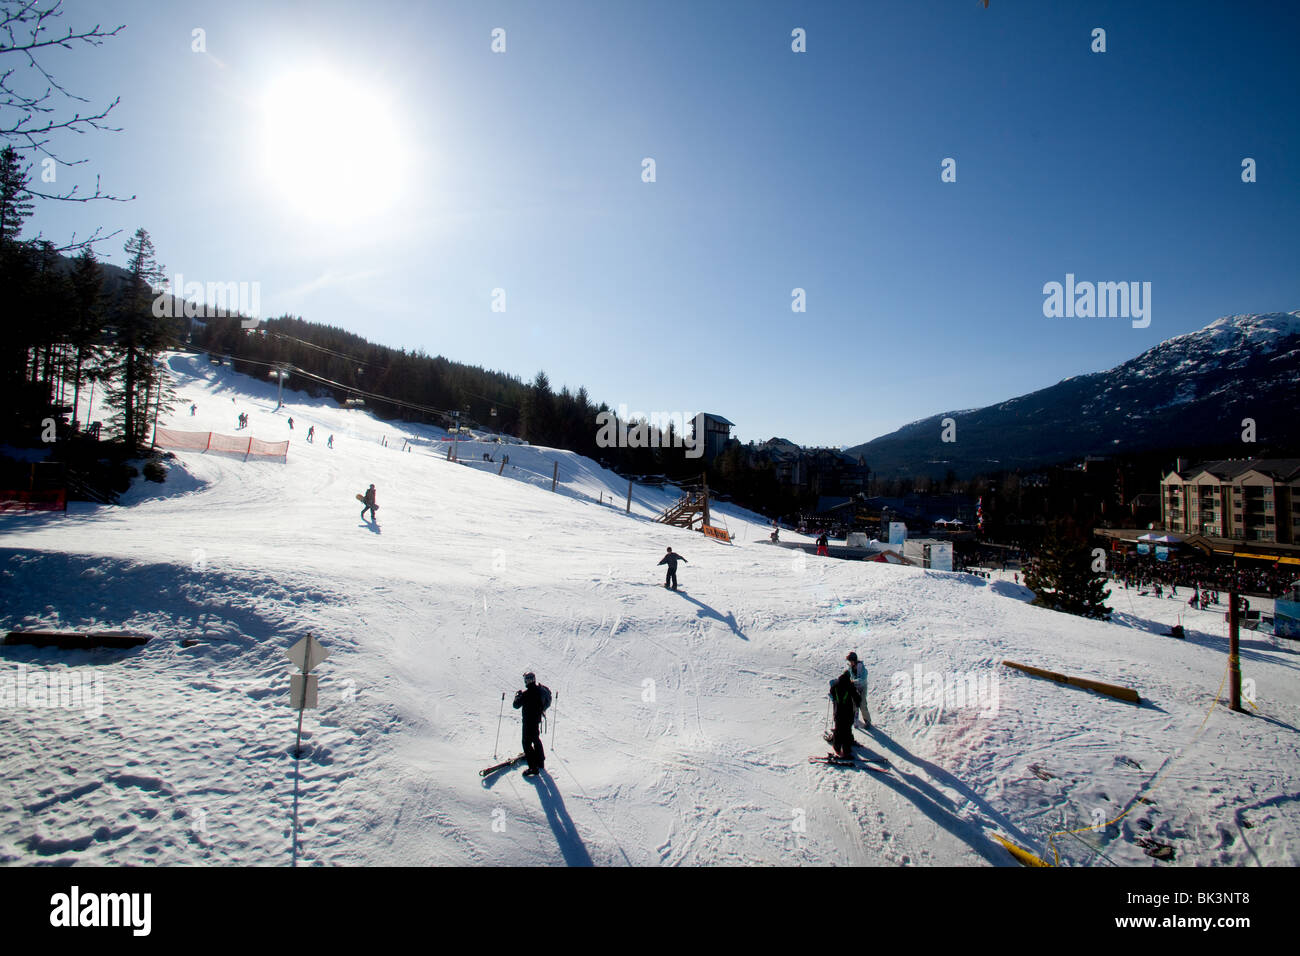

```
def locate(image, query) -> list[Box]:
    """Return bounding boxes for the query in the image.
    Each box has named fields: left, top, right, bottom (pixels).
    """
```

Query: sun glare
left=259, top=67, right=408, bottom=223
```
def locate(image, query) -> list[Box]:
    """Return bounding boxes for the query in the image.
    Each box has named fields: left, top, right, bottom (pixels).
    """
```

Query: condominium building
left=1161, top=458, right=1300, bottom=544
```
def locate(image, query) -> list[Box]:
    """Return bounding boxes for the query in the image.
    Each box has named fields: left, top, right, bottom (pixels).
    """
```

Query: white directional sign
left=284, top=634, right=329, bottom=673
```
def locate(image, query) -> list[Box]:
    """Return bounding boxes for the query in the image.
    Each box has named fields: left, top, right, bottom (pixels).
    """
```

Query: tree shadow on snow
left=533, top=771, right=593, bottom=866
left=0, top=547, right=307, bottom=664
left=1107, top=609, right=1296, bottom=671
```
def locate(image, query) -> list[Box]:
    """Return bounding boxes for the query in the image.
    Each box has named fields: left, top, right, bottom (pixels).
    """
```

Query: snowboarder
left=327, top=434, right=334, bottom=449
left=360, top=484, right=377, bottom=521
left=658, top=546, right=687, bottom=591
left=307, top=425, right=314, bottom=443
left=827, top=669, right=861, bottom=759
left=512, top=671, right=550, bottom=777
left=846, top=651, right=871, bottom=730
left=816, top=531, right=829, bottom=557
left=771, top=523, right=780, bottom=543
left=190, top=404, right=196, bottom=416
left=288, top=417, right=294, bottom=430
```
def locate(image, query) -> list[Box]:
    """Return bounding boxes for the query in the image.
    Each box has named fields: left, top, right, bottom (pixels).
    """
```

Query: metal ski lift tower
left=271, top=364, right=291, bottom=410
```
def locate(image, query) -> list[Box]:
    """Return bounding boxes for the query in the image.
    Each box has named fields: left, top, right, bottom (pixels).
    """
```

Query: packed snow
left=2, top=354, right=1298, bottom=866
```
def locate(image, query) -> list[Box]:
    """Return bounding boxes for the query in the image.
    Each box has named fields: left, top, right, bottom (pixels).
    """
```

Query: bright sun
left=259, top=67, right=408, bottom=223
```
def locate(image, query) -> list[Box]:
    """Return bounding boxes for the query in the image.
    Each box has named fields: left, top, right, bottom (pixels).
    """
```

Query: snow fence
left=154, top=427, right=289, bottom=461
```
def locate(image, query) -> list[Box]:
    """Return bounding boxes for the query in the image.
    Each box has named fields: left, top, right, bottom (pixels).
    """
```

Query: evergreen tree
left=521, top=370, right=554, bottom=445
left=1024, top=519, right=1111, bottom=619
left=105, top=228, right=171, bottom=448
left=0, top=146, right=34, bottom=246
left=67, top=248, right=106, bottom=427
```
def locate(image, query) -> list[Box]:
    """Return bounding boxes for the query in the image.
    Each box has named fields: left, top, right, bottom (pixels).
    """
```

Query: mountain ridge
left=846, top=311, right=1300, bottom=478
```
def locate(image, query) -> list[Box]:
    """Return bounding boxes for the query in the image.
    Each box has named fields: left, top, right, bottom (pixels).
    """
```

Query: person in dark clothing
left=816, top=531, right=829, bottom=557
left=828, top=669, right=861, bottom=758
left=327, top=434, right=334, bottom=448
left=307, top=425, right=314, bottom=442
left=658, top=546, right=687, bottom=590
left=512, top=672, right=547, bottom=776
left=288, top=417, right=294, bottom=429
left=360, top=483, right=377, bottom=521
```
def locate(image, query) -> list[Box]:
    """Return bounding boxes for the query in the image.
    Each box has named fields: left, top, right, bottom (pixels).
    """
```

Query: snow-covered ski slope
left=2, top=353, right=1298, bottom=866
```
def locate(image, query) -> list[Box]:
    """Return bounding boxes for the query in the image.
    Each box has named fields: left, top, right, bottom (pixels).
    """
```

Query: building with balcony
left=1161, top=458, right=1300, bottom=545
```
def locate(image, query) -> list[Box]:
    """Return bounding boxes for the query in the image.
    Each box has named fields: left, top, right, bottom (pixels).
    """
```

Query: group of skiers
left=236, top=412, right=249, bottom=429
left=479, top=539, right=882, bottom=782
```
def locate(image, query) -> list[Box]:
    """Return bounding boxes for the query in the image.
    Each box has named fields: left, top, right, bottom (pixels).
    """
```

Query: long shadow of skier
left=865, top=731, right=1033, bottom=866
left=532, top=771, right=593, bottom=866
left=673, top=592, right=747, bottom=641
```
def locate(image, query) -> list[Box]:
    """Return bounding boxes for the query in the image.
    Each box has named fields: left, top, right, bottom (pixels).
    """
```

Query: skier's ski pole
left=551, top=691, right=559, bottom=751
left=493, top=692, right=505, bottom=758
left=825, top=699, right=831, bottom=735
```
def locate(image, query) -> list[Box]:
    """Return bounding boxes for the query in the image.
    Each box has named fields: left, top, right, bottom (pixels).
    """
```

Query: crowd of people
left=1107, top=551, right=1296, bottom=599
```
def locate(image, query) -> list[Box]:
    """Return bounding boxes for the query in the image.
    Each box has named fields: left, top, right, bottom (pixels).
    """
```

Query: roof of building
left=699, top=413, right=735, bottom=427
left=1174, top=459, right=1300, bottom=482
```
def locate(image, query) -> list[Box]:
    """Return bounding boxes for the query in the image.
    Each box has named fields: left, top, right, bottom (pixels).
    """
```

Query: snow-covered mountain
left=848, top=312, right=1300, bottom=477
left=2, top=354, right=1298, bottom=866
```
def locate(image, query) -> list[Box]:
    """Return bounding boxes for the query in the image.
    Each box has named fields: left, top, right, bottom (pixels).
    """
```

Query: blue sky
left=22, top=0, right=1300, bottom=447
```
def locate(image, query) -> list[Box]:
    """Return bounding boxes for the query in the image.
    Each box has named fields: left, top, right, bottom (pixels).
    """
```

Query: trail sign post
left=284, top=632, right=328, bottom=867
left=285, top=633, right=329, bottom=757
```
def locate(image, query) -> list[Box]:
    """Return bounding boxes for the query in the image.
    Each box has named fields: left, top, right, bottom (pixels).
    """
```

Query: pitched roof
left=1178, top=459, right=1300, bottom=481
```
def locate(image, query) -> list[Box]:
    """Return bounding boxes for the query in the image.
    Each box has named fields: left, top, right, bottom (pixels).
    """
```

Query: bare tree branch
left=0, top=0, right=128, bottom=204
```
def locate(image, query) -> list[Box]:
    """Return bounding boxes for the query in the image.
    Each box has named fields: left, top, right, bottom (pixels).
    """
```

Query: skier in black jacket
left=658, top=546, right=687, bottom=591
left=828, top=669, right=861, bottom=759
left=512, top=672, right=547, bottom=776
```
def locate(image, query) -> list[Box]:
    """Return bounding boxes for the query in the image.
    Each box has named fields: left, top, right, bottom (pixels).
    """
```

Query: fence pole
left=1228, top=591, right=1242, bottom=712
left=551, top=461, right=558, bottom=492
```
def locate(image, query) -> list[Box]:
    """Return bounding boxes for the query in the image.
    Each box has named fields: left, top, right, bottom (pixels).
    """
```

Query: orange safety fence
left=0, top=489, right=67, bottom=513
left=154, top=427, right=289, bottom=460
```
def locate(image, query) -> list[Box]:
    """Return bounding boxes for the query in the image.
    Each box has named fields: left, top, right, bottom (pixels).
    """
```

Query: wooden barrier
left=5, top=630, right=152, bottom=649
left=1002, top=659, right=1140, bottom=705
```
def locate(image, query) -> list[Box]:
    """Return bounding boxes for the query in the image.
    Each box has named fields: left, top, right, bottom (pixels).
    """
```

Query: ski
left=809, top=754, right=892, bottom=773
left=479, top=753, right=527, bottom=777
left=809, top=753, right=855, bottom=766
left=816, top=734, right=892, bottom=772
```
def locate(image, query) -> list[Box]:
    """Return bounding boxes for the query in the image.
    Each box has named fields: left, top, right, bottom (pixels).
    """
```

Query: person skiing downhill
left=512, top=672, right=550, bottom=777
left=327, top=434, right=334, bottom=448
left=307, top=425, right=314, bottom=443
left=846, top=651, right=871, bottom=730
left=360, top=484, right=377, bottom=521
left=828, top=669, right=861, bottom=759
left=658, top=547, right=688, bottom=591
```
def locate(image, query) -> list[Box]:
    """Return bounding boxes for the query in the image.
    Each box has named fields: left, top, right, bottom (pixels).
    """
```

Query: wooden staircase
left=656, top=490, right=709, bottom=529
